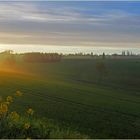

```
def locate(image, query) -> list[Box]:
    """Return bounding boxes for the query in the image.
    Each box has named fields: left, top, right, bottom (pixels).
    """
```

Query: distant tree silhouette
left=23, top=52, right=62, bottom=63
left=102, top=52, right=105, bottom=59
left=127, top=51, right=130, bottom=56
left=96, top=61, right=107, bottom=84
left=1, top=50, right=13, bottom=55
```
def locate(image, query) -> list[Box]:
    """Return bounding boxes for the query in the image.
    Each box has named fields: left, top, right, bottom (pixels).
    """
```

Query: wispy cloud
left=0, top=1, right=140, bottom=48
left=0, top=2, right=138, bottom=23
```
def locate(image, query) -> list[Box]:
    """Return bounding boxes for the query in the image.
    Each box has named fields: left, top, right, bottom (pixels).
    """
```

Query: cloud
left=0, top=1, right=137, bottom=24
left=0, top=1, right=139, bottom=26
left=0, top=2, right=81, bottom=22
left=0, top=1, right=140, bottom=48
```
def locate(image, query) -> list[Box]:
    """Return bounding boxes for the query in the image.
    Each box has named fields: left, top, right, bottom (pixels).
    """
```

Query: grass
left=0, top=58, right=140, bottom=138
left=0, top=93, right=88, bottom=139
left=0, top=115, right=88, bottom=139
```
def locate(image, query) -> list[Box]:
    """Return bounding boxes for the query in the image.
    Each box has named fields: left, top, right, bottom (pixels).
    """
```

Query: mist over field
left=0, top=1, right=140, bottom=139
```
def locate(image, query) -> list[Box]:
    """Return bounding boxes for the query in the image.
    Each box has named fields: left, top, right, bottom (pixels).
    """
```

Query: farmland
left=0, top=58, right=140, bottom=138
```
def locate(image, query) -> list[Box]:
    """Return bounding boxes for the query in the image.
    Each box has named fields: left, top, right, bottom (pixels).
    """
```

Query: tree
left=127, top=51, right=130, bottom=56
left=102, top=52, right=105, bottom=59
left=96, top=61, right=107, bottom=84
left=122, top=51, right=126, bottom=56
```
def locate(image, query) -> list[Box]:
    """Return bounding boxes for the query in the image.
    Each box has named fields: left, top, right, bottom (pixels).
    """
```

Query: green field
left=0, top=58, right=140, bottom=138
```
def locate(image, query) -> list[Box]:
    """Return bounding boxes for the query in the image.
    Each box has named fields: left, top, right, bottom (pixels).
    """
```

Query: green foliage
left=0, top=94, right=87, bottom=139
left=0, top=116, right=87, bottom=139
left=0, top=59, right=140, bottom=138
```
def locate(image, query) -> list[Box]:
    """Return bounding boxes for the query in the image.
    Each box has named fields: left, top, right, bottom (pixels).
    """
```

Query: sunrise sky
left=0, top=1, right=140, bottom=53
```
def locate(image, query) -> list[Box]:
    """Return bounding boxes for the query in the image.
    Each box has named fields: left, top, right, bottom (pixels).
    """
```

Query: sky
left=0, top=1, right=140, bottom=53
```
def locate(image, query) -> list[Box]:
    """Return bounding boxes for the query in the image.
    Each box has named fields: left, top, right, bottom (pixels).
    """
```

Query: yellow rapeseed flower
left=24, top=123, right=30, bottom=129
left=0, top=102, right=8, bottom=115
left=5, top=101, right=10, bottom=106
left=27, top=108, right=34, bottom=115
left=9, top=111, right=20, bottom=122
left=15, top=91, right=23, bottom=97
left=6, top=96, right=13, bottom=103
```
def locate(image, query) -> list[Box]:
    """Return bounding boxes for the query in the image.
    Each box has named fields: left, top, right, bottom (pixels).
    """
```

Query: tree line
left=23, top=52, right=62, bottom=63
left=0, top=51, right=62, bottom=63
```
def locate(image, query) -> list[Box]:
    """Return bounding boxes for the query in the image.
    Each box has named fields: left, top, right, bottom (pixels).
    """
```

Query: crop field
left=0, top=58, right=140, bottom=138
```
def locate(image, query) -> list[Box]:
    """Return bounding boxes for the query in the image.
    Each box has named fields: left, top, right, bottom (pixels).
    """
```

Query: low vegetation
left=0, top=91, right=88, bottom=139
left=0, top=51, right=140, bottom=138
